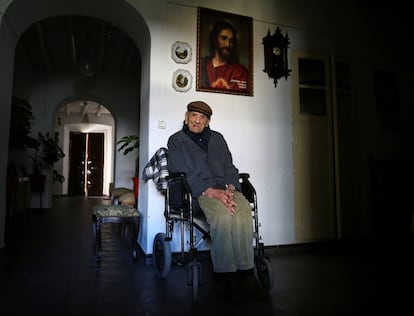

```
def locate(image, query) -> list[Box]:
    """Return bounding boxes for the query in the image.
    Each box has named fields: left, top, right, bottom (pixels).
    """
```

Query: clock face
left=273, top=47, right=281, bottom=55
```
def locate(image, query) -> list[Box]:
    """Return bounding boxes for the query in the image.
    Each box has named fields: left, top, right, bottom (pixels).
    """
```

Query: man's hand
left=203, top=187, right=237, bottom=214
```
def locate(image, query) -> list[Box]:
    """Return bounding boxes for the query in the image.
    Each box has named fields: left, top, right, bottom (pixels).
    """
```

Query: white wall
left=132, top=0, right=412, bottom=252
left=142, top=2, right=297, bottom=252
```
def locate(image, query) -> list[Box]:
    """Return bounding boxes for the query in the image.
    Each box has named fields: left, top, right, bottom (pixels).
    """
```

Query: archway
left=54, top=100, right=115, bottom=197
left=0, top=0, right=151, bottom=248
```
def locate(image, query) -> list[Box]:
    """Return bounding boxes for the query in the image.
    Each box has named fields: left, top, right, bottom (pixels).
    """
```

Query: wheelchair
left=152, top=172, right=274, bottom=301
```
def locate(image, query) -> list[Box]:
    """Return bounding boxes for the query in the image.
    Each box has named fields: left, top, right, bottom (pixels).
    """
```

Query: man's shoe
left=238, top=273, right=269, bottom=300
left=214, top=274, right=247, bottom=303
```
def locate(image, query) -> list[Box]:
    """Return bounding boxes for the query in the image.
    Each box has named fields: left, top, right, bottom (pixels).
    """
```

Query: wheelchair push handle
left=166, top=172, right=193, bottom=198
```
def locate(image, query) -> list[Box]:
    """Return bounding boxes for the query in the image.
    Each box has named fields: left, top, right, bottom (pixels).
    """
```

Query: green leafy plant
left=8, top=96, right=39, bottom=176
left=116, top=134, right=139, bottom=177
left=31, top=132, right=65, bottom=183
left=116, top=134, right=139, bottom=155
left=8, top=96, right=39, bottom=151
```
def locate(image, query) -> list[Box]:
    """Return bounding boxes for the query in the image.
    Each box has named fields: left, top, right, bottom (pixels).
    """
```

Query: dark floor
left=0, top=196, right=412, bottom=316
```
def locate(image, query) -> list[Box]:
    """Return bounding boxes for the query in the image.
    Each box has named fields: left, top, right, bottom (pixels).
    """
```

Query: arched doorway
left=11, top=13, right=141, bottom=199
left=54, top=100, right=115, bottom=197
left=0, top=0, right=151, bottom=248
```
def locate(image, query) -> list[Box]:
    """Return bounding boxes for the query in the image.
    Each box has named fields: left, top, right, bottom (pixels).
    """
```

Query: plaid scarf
left=142, top=147, right=169, bottom=193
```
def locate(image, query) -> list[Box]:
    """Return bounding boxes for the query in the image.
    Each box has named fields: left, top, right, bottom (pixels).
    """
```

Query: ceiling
left=14, top=15, right=141, bottom=116
left=15, top=15, right=141, bottom=78
left=56, top=100, right=111, bottom=118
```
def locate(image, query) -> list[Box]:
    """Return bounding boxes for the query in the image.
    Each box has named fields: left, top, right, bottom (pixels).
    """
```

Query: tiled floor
left=0, top=196, right=412, bottom=316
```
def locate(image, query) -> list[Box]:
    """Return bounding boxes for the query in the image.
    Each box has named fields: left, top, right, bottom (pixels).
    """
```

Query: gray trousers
left=198, top=191, right=254, bottom=273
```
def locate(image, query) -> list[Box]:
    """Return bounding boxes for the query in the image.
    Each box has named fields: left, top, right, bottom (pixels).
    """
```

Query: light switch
left=158, top=120, right=166, bottom=129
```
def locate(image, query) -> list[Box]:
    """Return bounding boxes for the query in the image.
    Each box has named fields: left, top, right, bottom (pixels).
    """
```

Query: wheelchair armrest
left=166, top=172, right=193, bottom=196
left=166, top=172, right=186, bottom=181
left=239, top=173, right=250, bottom=179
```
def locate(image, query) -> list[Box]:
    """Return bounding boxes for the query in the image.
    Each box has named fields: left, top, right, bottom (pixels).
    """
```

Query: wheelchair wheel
left=191, top=264, right=199, bottom=301
left=255, top=256, right=274, bottom=291
left=152, top=232, right=172, bottom=278
left=187, top=260, right=201, bottom=301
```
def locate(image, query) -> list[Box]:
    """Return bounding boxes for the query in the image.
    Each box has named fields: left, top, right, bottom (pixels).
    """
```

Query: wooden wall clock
left=262, top=27, right=291, bottom=87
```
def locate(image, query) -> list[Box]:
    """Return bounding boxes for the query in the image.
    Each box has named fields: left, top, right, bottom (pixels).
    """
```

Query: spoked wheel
left=152, top=233, right=172, bottom=278
left=255, top=256, right=274, bottom=291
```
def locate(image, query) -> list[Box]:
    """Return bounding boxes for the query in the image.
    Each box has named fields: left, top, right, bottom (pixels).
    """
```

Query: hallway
left=0, top=196, right=412, bottom=316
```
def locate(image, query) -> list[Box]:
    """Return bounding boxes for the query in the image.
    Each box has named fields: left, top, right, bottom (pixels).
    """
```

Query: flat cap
left=187, top=101, right=212, bottom=118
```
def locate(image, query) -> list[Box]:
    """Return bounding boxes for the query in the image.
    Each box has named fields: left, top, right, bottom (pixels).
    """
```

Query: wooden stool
left=92, top=205, right=140, bottom=263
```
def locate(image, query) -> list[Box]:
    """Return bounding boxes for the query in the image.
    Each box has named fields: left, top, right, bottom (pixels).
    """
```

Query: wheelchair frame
left=152, top=172, right=274, bottom=301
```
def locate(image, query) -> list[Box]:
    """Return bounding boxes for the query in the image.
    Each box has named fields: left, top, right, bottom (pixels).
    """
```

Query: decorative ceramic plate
left=171, top=41, right=192, bottom=64
left=172, top=69, right=192, bottom=92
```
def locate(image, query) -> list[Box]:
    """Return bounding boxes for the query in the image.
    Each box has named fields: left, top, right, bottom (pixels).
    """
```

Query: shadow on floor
left=1, top=196, right=413, bottom=315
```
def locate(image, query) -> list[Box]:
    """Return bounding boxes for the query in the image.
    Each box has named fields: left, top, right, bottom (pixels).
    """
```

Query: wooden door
left=292, top=52, right=336, bottom=242
left=68, top=132, right=104, bottom=196
left=68, top=132, right=86, bottom=196
left=87, top=133, right=104, bottom=196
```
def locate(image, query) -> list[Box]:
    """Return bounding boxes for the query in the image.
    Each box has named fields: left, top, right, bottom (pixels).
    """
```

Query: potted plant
left=8, top=96, right=38, bottom=176
left=8, top=96, right=39, bottom=154
left=30, top=132, right=65, bottom=192
left=7, top=96, right=39, bottom=212
left=116, top=134, right=139, bottom=199
left=116, top=134, right=139, bottom=157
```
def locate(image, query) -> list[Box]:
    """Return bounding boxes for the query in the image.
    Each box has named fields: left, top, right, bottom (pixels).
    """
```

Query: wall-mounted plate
left=171, top=41, right=192, bottom=64
left=172, top=69, right=192, bottom=92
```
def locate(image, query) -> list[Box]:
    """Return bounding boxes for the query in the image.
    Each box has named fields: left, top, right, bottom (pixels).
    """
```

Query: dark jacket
left=167, top=128, right=241, bottom=197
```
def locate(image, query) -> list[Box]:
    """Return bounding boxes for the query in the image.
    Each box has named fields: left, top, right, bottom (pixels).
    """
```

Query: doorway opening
left=68, top=132, right=104, bottom=196
left=1, top=0, right=150, bottom=251
left=55, top=100, right=115, bottom=197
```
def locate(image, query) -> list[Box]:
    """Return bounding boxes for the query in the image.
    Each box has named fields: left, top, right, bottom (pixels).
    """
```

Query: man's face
left=185, top=111, right=210, bottom=134
left=217, top=29, right=235, bottom=61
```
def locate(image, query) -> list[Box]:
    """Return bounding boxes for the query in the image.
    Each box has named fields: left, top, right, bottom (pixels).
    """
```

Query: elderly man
left=167, top=101, right=266, bottom=303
